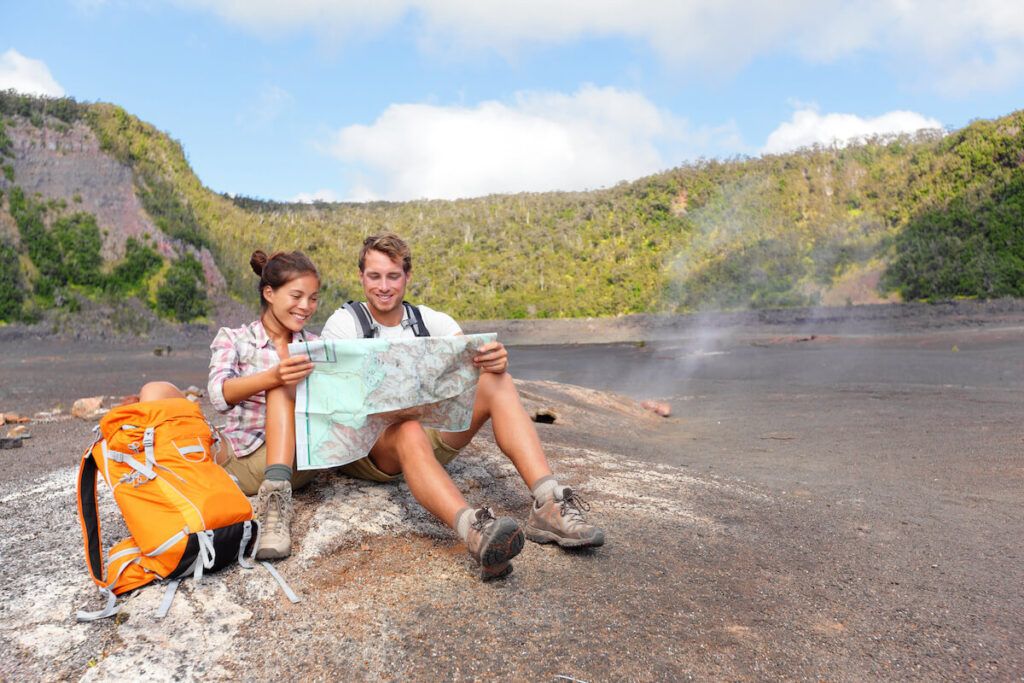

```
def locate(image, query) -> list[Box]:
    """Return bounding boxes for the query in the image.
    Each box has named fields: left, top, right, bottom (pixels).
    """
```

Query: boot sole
left=478, top=518, right=525, bottom=574
left=525, top=526, right=605, bottom=548
left=255, top=541, right=291, bottom=560
left=480, top=561, right=513, bottom=580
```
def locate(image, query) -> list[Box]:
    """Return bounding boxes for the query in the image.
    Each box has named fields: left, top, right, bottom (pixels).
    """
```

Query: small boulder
left=72, top=396, right=106, bottom=420
left=640, top=400, right=672, bottom=418
left=33, top=408, right=63, bottom=422
left=6, top=425, right=29, bottom=439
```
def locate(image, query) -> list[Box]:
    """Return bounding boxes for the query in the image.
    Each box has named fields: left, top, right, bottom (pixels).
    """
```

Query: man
left=321, top=233, right=604, bottom=579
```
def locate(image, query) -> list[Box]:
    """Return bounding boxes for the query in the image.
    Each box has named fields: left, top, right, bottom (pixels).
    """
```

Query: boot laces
left=471, top=507, right=496, bottom=531
left=257, top=486, right=292, bottom=535
left=559, top=489, right=591, bottom=521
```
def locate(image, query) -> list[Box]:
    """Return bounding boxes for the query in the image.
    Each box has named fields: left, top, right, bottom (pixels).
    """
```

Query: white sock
left=531, top=475, right=560, bottom=502
left=454, top=507, right=476, bottom=542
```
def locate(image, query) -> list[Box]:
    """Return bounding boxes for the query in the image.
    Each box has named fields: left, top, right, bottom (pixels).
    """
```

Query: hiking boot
left=525, top=487, right=605, bottom=548
left=254, top=479, right=293, bottom=560
left=465, top=508, right=525, bottom=580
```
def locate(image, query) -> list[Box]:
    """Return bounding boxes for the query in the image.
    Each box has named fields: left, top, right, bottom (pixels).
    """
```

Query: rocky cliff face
left=2, top=118, right=226, bottom=292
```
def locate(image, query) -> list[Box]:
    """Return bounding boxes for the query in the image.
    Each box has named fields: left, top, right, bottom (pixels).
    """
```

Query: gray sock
left=454, top=506, right=476, bottom=542
left=531, top=475, right=560, bottom=502
left=264, top=464, right=293, bottom=483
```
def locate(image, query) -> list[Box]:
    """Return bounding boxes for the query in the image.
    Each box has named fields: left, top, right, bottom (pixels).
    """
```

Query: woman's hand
left=219, top=349, right=315, bottom=405
left=473, top=342, right=508, bottom=374
left=272, top=354, right=314, bottom=387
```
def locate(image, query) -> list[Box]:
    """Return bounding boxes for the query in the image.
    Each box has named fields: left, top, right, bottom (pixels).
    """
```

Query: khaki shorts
left=339, top=429, right=461, bottom=483
left=220, top=440, right=318, bottom=497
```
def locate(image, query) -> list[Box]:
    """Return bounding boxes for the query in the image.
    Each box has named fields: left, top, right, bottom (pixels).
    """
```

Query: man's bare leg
left=369, top=420, right=467, bottom=527
left=441, top=372, right=605, bottom=548
left=368, top=420, right=524, bottom=578
left=439, top=372, right=552, bottom=489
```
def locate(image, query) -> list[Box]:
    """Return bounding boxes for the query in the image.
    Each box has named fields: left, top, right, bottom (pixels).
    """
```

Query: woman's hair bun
left=250, top=250, right=268, bottom=276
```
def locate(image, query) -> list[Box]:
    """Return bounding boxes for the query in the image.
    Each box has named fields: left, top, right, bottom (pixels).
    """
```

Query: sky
left=1, top=1, right=1022, bottom=203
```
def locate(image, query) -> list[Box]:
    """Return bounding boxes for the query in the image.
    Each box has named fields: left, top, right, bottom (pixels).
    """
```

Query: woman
left=140, top=249, right=320, bottom=560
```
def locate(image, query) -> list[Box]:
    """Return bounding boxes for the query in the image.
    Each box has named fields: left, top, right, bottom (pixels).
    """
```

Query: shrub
left=52, top=212, right=103, bottom=286
left=137, top=175, right=209, bottom=249
left=0, top=118, right=12, bottom=157
left=0, top=90, right=87, bottom=124
left=8, top=187, right=64, bottom=291
left=107, top=237, right=163, bottom=292
left=155, top=255, right=208, bottom=321
left=0, top=241, right=24, bottom=321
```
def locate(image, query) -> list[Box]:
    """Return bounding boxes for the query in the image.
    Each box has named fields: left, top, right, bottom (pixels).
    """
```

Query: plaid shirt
left=207, top=320, right=316, bottom=458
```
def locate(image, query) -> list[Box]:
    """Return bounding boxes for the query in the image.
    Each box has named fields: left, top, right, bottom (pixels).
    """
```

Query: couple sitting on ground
left=143, top=233, right=603, bottom=579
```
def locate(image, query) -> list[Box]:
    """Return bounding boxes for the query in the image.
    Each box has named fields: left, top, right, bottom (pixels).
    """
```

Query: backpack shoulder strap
left=344, top=301, right=377, bottom=338
left=77, top=440, right=104, bottom=587
left=402, top=302, right=430, bottom=337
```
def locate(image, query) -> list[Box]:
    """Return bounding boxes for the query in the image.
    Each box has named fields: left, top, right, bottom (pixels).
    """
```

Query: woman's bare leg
left=264, top=384, right=296, bottom=468
left=138, top=381, right=186, bottom=402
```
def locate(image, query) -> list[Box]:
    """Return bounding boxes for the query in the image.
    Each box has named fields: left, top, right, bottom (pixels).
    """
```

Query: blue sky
left=2, top=1, right=1022, bottom=202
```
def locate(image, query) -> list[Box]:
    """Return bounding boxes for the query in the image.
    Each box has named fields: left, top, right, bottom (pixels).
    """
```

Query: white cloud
left=237, top=84, right=293, bottom=130
left=762, top=108, right=944, bottom=154
left=0, top=49, right=65, bottom=97
left=291, top=189, right=340, bottom=203
left=173, top=0, right=409, bottom=42
left=173, top=0, right=1024, bottom=92
left=935, top=45, right=1024, bottom=95
left=325, top=85, right=740, bottom=201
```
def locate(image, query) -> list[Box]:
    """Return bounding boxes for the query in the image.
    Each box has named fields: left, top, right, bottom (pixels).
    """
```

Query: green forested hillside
left=1, top=90, right=1022, bottom=325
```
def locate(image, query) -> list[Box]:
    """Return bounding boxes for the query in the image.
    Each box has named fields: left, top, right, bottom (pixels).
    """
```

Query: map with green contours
left=287, top=334, right=496, bottom=469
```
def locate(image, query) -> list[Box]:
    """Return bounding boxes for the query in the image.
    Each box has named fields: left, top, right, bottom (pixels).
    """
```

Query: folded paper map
left=287, top=334, right=496, bottom=470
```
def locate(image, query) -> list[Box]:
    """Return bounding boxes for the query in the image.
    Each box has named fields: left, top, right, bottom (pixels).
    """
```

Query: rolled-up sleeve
left=207, top=328, right=238, bottom=413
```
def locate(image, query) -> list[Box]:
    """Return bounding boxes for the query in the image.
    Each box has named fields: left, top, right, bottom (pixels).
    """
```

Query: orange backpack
left=76, top=398, right=258, bottom=620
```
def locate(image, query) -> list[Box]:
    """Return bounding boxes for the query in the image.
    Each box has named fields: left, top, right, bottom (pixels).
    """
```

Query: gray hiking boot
left=254, top=479, right=294, bottom=560
left=465, top=508, right=525, bottom=580
left=525, top=487, right=605, bottom=548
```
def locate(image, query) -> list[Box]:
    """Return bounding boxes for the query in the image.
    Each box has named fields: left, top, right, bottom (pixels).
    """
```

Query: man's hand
left=272, top=354, right=315, bottom=386
left=473, top=341, right=508, bottom=374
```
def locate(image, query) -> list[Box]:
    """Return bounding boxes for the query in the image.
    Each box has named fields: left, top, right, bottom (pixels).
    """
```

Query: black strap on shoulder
left=344, top=301, right=377, bottom=338
left=402, top=302, right=430, bottom=337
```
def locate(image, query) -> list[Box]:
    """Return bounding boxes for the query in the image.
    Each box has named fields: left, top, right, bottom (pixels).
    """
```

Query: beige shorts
left=338, top=429, right=461, bottom=483
left=219, top=440, right=318, bottom=497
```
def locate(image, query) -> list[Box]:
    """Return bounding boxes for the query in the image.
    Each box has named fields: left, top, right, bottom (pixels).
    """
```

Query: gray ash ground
left=1, top=299, right=1022, bottom=680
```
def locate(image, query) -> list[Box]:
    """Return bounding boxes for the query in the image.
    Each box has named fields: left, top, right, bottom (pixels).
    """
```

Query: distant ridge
left=1, top=90, right=1022, bottom=326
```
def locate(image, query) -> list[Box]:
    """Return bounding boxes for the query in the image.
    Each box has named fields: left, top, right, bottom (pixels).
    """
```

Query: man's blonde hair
left=359, top=233, right=412, bottom=273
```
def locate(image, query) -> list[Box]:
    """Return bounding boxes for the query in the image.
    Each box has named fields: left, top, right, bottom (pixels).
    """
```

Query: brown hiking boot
left=464, top=508, right=525, bottom=580
left=254, top=479, right=294, bottom=560
left=525, top=487, right=605, bottom=548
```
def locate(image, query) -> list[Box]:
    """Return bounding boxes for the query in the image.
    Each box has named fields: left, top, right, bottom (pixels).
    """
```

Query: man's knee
left=392, top=421, right=433, bottom=461
left=477, top=370, right=516, bottom=398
